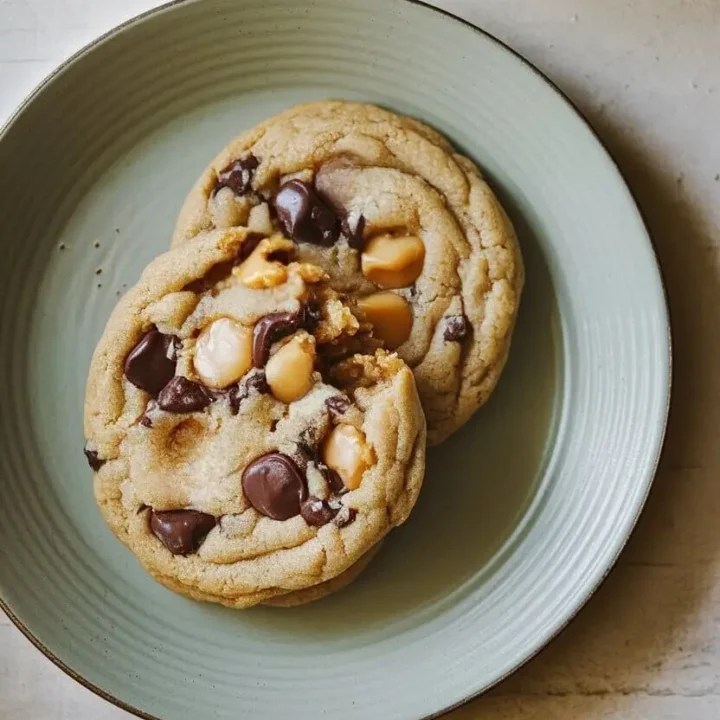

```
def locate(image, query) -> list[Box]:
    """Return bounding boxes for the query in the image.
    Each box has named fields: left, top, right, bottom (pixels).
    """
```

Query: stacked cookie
left=84, top=101, right=523, bottom=608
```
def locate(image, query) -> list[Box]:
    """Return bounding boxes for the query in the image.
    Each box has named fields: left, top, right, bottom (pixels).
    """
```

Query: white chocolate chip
left=265, top=333, right=316, bottom=404
left=356, top=292, right=413, bottom=350
left=193, top=317, right=253, bottom=388
left=322, top=424, right=375, bottom=491
left=361, top=234, right=425, bottom=288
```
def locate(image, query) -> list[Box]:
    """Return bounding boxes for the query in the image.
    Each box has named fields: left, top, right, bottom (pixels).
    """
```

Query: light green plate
left=0, top=0, right=670, bottom=718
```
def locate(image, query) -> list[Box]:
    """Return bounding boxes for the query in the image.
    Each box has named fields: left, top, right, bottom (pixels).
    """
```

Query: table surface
left=1, top=1, right=719, bottom=718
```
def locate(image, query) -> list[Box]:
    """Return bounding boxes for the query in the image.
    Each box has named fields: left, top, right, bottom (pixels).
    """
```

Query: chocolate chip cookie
left=84, top=228, right=425, bottom=608
left=171, top=101, right=524, bottom=445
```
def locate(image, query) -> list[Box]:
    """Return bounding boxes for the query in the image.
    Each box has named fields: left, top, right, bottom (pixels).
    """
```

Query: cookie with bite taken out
left=84, top=227, right=425, bottom=608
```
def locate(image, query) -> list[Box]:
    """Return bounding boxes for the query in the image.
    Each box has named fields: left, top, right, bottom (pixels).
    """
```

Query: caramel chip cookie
left=84, top=228, right=425, bottom=608
left=172, top=101, right=523, bottom=444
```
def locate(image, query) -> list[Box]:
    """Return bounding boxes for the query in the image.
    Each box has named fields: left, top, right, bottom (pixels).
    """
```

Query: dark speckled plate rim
left=0, top=0, right=672, bottom=718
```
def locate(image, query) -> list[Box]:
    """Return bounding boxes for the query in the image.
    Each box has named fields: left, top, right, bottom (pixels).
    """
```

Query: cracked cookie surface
left=172, top=100, right=524, bottom=444
left=84, top=228, right=425, bottom=608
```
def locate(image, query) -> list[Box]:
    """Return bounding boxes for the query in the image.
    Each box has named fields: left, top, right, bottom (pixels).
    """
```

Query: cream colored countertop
left=1, top=1, right=719, bottom=718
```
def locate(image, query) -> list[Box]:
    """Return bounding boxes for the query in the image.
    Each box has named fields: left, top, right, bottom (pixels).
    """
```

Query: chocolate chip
left=245, top=371, right=270, bottom=396
left=292, top=442, right=315, bottom=472
left=340, top=213, right=366, bottom=250
left=273, top=180, right=339, bottom=246
left=298, top=440, right=317, bottom=461
left=242, top=452, right=307, bottom=520
left=325, top=395, right=351, bottom=418
left=333, top=506, right=357, bottom=528
left=83, top=443, right=105, bottom=471
left=301, top=301, right=322, bottom=332
left=324, top=466, right=345, bottom=494
left=157, top=376, right=213, bottom=413
left=222, top=371, right=269, bottom=415
left=124, top=329, right=179, bottom=396
left=213, top=154, right=259, bottom=197
left=223, top=385, right=243, bottom=415
left=252, top=311, right=301, bottom=368
left=238, top=233, right=264, bottom=262
left=443, top=314, right=470, bottom=342
left=300, top=496, right=340, bottom=527
left=139, top=399, right=158, bottom=427
left=149, top=509, right=216, bottom=555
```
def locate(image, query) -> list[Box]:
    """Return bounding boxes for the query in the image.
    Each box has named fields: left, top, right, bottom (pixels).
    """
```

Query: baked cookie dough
left=172, top=101, right=524, bottom=445
left=84, top=228, right=425, bottom=608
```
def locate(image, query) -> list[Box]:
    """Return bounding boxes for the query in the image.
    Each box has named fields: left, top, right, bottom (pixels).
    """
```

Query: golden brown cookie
left=172, top=101, right=523, bottom=444
left=84, top=228, right=425, bottom=608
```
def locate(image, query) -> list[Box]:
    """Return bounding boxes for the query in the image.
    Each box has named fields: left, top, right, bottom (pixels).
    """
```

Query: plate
left=0, top=0, right=670, bottom=718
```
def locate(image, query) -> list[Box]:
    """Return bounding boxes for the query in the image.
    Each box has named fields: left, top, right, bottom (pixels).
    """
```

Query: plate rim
left=0, top=1, right=672, bottom=718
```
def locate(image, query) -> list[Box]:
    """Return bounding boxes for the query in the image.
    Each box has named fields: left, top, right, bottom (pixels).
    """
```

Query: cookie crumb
left=95, top=268, right=103, bottom=275
left=93, top=240, right=100, bottom=248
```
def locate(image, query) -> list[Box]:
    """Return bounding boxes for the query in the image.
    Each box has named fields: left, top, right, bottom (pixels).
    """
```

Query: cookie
left=263, top=540, right=382, bottom=607
left=171, top=101, right=524, bottom=445
left=84, top=228, right=425, bottom=608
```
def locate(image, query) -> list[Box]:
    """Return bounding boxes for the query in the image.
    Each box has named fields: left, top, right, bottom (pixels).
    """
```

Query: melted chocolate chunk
left=297, top=438, right=317, bottom=460
left=443, top=314, right=470, bottom=342
left=139, top=400, right=157, bottom=427
left=157, top=376, right=213, bottom=413
left=242, top=452, right=307, bottom=520
left=340, top=213, right=366, bottom=250
left=149, top=509, right=216, bottom=555
left=325, top=395, right=351, bottom=418
left=333, top=506, right=357, bottom=528
left=301, top=301, right=322, bottom=332
left=245, top=371, right=270, bottom=396
left=83, top=443, right=105, bottom=471
left=223, top=371, right=269, bottom=415
left=300, top=496, right=340, bottom=527
left=124, top=329, right=178, bottom=396
left=273, top=180, right=339, bottom=246
left=238, top=233, right=264, bottom=262
left=212, top=154, right=259, bottom=197
left=252, top=311, right=301, bottom=368
left=292, top=443, right=314, bottom=473
left=323, top=465, right=346, bottom=495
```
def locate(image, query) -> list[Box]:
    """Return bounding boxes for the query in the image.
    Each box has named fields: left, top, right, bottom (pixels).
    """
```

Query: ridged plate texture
left=0, top=0, right=670, bottom=718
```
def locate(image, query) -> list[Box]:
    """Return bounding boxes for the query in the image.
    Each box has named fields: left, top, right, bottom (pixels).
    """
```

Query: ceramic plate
left=0, top=0, right=670, bottom=718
